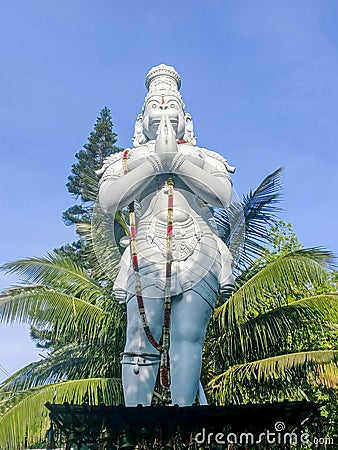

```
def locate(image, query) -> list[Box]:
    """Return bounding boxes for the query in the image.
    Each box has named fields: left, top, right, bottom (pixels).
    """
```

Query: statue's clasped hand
left=154, top=115, right=178, bottom=171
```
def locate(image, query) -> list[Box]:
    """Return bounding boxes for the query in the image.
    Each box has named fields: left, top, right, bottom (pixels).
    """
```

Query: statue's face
left=142, top=94, right=185, bottom=140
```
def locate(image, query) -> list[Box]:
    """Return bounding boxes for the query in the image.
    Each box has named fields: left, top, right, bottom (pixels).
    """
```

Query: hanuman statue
left=97, top=64, right=234, bottom=406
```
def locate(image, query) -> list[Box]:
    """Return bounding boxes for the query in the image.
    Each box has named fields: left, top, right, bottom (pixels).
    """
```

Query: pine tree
left=56, top=107, right=122, bottom=267
left=63, top=107, right=121, bottom=226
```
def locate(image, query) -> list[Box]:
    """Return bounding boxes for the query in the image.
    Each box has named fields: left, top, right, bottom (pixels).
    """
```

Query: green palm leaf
left=76, top=218, right=124, bottom=281
left=228, top=294, right=338, bottom=362
left=313, top=363, right=338, bottom=389
left=214, top=168, right=283, bottom=270
left=0, top=285, right=111, bottom=341
left=1, top=253, right=104, bottom=302
left=1, top=336, right=124, bottom=392
left=208, top=350, right=338, bottom=405
left=0, top=377, right=122, bottom=449
left=0, top=362, right=42, bottom=392
left=218, top=248, right=334, bottom=329
left=90, top=207, right=130, bottom=280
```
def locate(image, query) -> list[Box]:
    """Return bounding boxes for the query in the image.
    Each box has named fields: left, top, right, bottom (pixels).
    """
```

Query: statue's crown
left=145, top=63, right=181, bottom=93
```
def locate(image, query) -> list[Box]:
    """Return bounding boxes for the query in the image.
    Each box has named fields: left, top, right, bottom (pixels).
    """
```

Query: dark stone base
left=45, top=401, right=321, bottom=449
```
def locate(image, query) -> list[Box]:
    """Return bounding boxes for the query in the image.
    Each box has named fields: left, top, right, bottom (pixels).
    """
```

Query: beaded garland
left=122, top=149, right=173, bottom=402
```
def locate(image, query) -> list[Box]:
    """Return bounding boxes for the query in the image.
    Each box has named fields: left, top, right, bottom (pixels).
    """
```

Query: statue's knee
left=172, top=322, right=206, bottom=344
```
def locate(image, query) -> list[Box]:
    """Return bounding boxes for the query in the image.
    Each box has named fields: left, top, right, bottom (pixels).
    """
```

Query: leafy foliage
left=209, top=350, right=338, bottom=405
left=0, top=252, right=125, bottom=448
left=220, top=248, right=334, bottom=330
left=58, top=107, right=122, bottom=268
left=206, top=239, right=338, bottom=407
left=0, top=254, right=125, bottom=386
left=1, top=163, right=338, bottom=446
left=64, top=106, right=121, bottom=224
left=214, top=168, right=283, bottom=272
left=0, top=378, right=122, bottom=449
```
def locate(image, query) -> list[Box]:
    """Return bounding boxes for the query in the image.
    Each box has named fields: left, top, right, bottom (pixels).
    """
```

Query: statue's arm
left=98, top=149, right=161, bottom=212
left=171, top=152, right=232, bottom=208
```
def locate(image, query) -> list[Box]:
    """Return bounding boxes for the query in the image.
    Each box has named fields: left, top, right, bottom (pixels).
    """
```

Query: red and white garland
left=122, top=149, right=173, bottom=403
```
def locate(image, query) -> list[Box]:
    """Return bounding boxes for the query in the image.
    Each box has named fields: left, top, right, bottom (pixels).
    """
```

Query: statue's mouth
left=151, top=118, right=178, bottom=128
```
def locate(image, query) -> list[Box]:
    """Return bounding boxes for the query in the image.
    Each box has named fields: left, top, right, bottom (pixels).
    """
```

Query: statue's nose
left=159, top=104, right=168, bottom=110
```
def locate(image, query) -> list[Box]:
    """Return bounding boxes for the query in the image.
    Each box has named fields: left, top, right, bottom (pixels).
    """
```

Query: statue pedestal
left=45, top=401, right=321, bottom=449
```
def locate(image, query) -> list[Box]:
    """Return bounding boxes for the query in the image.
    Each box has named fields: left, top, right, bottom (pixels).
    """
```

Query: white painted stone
left=98, top=64, right=234, bottom=406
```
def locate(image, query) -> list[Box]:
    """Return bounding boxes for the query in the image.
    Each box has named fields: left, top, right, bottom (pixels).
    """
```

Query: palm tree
left=205, top=169, right=338, bottom=407
left=0, top=254, right=124, bottom=448
left=1, top=168, right=337, bottom=447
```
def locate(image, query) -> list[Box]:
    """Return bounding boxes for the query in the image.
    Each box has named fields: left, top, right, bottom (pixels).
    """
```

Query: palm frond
left=1, top=254, right=104, bottom=302
left=86, top=207, right=128, bottom=282
left=208, top=350, right=338, bottom=405
left=0, top=378, right=122, bottom=449
left=313, top=363, right=338, bottom=388
left=214, top=168, right=283, bottom=270
left=1, top=336, right=125, bottom=392
left=0, top=362, right=43, bottom=392
left=227, top=294, right=338, bottom=363
left=0, top=285, right=111, bottom=341
left=217, top=248, right=334, bottom=330
left=76, top=218, right=123, bottom=281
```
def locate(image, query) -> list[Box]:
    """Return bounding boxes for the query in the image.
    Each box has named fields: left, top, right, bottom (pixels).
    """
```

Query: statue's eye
left=151, top=103, right=157, bottom=108
left=170, top=103, right=177, bottom=108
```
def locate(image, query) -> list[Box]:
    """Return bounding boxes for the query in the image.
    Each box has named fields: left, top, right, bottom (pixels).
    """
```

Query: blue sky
left=1, top=0, right=338, bottom=381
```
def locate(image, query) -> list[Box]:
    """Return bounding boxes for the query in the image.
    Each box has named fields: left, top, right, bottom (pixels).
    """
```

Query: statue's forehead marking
left=147, top=94, right=178, bottom=99
left=144, top=94, right=183, bottom=107
left=143, top=64, right=185, bottom=111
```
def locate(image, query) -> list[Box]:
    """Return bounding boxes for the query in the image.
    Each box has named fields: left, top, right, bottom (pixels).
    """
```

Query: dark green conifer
left=63, top=107, right=121, bottom=225
left=56, top=107, right=122, bottom=267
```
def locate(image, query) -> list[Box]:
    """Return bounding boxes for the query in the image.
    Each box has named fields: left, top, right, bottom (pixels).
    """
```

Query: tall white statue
left=98, top=64, right=234, bottom=406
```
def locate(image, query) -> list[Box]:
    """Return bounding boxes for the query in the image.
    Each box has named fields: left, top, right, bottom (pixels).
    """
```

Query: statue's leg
left=122, top=295, right=164, bottom=406
left=169, top=290, right=213, bottom=406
